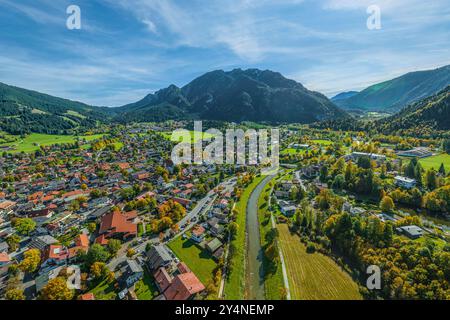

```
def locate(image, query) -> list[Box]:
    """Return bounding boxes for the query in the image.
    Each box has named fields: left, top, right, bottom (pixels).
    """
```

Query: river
left=246, top=175, right=275, bottom=300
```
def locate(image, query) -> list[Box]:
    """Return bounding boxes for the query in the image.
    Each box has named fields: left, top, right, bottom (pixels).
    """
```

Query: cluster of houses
left=0, top=128, right=232, bottom=300
left=146, top=245, right=205, bottom=300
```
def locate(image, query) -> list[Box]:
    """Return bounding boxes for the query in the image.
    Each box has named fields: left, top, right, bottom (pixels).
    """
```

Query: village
left=0, top=123, right=449, bottom=301
left=0, top=124, right=243, bottom=300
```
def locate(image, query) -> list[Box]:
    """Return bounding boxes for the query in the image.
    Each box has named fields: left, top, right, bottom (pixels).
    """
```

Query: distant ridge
left=117, top=68, right=349, bottom=124
left=334, top=65, right=450, bottom=112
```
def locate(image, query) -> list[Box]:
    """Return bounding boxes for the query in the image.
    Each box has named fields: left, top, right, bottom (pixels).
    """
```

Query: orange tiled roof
left=0, top=252, right=10, bottom=263
left=75, top=234, right=89, bottom=248
left=99, top=211, right=137, bottom=238
left=79, top=293, right=95, bottom=300
left=164, top=272, right=205, bottom=300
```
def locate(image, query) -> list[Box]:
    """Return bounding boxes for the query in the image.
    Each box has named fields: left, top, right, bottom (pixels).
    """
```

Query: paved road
left=246, top=175, right=275, bottom=300
left=107, top=177, right=237, bottom=270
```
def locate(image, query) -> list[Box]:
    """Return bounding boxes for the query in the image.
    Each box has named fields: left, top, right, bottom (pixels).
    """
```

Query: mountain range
left=1, top=65, right=450, bottom=135
left=376, top=85, right=450, bottom=135
left=334, top=65, right=450, bottom=112
left=0, top=82, right=111, bottom=135
left=116, top=69, right=348, bottom=124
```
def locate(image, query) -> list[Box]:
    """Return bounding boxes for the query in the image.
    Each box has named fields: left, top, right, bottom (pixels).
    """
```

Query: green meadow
left=161, top=130, right=215, bottom=143
left=418, top=154, right=450, bottom=172
left=0, top=133, right=105, bottom=153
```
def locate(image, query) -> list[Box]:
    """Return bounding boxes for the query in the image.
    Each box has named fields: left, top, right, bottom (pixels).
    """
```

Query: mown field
left=161, top=130, right=214, bottom=143
left=224, top=175, right=266, bottom=300
left=277, top=224, right=362, bottom=300
left=311, top=139, right=332, bottom=146
left=418, top=153, right=450, bottom=172
left=281, top=148, right=307, bottom=155
left=167, top=236, right=217, bottom=286
left=0, top=133, right=105, bottom=153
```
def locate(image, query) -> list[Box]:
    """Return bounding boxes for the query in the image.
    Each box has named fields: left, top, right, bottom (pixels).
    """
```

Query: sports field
left=277, top=224, right=362, bottom=300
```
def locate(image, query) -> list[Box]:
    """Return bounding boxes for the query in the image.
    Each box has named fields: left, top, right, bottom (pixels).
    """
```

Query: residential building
left=396, top=225, right=424, bottom=239
left=147, top=245, right=173, bottom=271
left=98, top=211, right=137, bottom=241
left=163, top=272, right=205, bottom=300
left=190, top=225, right=205, bottom=243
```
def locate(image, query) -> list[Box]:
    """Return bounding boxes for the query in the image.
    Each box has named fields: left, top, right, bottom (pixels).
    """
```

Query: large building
left=98, top=211, right=137, bottom=241
left=350, top=152, right=386, bottom=162
left=395, top=176, right=417, bottom=189
left=398, top=147, right=432, bottom=158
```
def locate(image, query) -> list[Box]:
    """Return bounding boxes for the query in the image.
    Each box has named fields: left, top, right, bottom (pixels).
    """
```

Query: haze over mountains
left=334, top=65, right=450, bottom=112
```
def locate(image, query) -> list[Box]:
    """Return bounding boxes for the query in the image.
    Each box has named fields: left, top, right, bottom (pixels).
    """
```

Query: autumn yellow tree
left=5, top=288, right=25, bottom=300
left=19, top=249, right=41, bottom=273
left=380, top=196, right=395, bottom=213
left=40, top=277, right=74, bottom=300
left=90, top=262, right=109, bottom=279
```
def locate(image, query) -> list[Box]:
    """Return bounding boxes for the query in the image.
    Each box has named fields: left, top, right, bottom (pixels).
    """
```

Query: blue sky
left=0, top=0, right=449, bottom=106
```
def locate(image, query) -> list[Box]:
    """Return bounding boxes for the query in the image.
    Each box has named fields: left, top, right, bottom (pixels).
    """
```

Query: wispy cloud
left=0, top=0, right=449, bottom=105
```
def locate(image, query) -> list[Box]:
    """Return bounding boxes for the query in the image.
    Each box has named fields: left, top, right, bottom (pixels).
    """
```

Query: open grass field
left=257, top=178, right=285, bottom=300
left=281, top=148, right=307, bottom=155
left=161, top=130, right=214, bottom=143
left=418, top=153, right=450, bottom=172
left=224, top=175, right=266, bottom=300
left=277, top=224, right=362, bottom=300
left=168, top=236, right=217, bottom=286
left=311, top=139, right=332, bottom=146
left=0, top=133, right=105, bottom=153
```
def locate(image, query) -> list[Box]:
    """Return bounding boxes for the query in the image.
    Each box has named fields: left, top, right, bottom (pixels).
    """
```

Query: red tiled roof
left=118, top=163, right=130, bottom=170
left=95, top=234, right=109, bottom=245
left=79, top=293, right=95, bottom=300
left=177, top=262, right=191, bottom=274
left=164, top=272, right=205, bottom=300
left=75, top=234, right=89, bottom=248
left=43, top=245, right=68, bottom=261
left=61, top=190, right=86, bottom=199
left=0, top=252, right=10, bottom=263
left=0, top=200, right=16, bottom=210
left=192, top=225, right=205, bottom=237
left=99, top=211, right=137, bottom=239
left=68, top=246, right=88, bottom=259
left=154, top=267, right=173, bottom=292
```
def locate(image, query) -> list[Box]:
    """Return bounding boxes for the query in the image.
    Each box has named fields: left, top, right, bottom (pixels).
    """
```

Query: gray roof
left=399, top=225, right=424, bottom=236
left=29, top=235, right=58, bottom=250
left=206, top=238, right=223, bottom=252
left=0, top=241, right=9, bottom=252
left=127, top=259, right=143, bottom=273
left=146, top=245, right=173, bottom=270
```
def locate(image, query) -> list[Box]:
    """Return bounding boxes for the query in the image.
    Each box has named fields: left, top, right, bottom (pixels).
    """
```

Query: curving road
left=246, top=175, right=275, bottom=300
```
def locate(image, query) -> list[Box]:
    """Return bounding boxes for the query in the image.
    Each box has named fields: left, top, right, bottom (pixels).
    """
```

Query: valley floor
left=277, top=224, right=362, bottom=300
